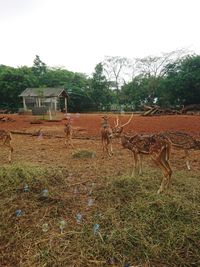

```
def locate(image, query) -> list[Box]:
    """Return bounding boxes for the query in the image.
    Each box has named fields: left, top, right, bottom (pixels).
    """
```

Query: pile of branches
left=0, top=109, right=8, bottom=114
left=141, top=105, right=180, bottom=116
left=181, top=104, right=200, bottom=114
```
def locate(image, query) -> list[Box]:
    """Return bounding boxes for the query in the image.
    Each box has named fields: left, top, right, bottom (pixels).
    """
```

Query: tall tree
left=103, top=56, right=130, bottom=103
left=134, top=49, right=189, bottom=104
left=90, top=63, right=113, bottom=110
left=32, top=55, right=47, bottom=85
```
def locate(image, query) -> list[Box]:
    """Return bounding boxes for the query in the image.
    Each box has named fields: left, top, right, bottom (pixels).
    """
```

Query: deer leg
left=64, top=135, right=68, bottom=146
left=160, top=147, right=172, bottom=188
left=69, top=134, right=74, bottom=148
left=8, top=145, right=13, bottom=163
left=109, top=139, right=113, bottom=156
left=138, top=153, right=143, bottom=175
left=157, top=162, right=170, bottom=194
left=162, top=159, right=172, bottom=188
left=151, top=154, right=171, bottom=194
left=105, top=139, right=110, bottom=157
left=108, top=145, right=112, bottom=157
left=184, top=149, right=191, bottom=170
left=102, top=138, right=105, bottom=154
left=131, top=151, right=138, bottom=176
left=4, top=143, right=13, bottom=163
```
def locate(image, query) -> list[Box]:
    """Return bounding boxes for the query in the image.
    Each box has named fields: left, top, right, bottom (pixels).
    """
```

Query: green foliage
left=0, top=65, right=37, bottom=111
left=0, top=53, right=200, bottom=112
left=67, top=72, right=92, bottom=112
left=90, top=63, right=114, bottom=111
left=32, top=55, right=47, bottom=77
left=72, top=150, right=96, bottom=158
left=121, top=76, right=153, bottom=109
left=159, top=55, right=200, bottom=105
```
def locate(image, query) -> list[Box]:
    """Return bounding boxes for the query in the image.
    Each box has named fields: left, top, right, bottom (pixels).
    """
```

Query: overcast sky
left=0, top=0, right=200, bottom=75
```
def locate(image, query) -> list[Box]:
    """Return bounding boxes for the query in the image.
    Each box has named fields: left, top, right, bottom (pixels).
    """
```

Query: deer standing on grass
left=121, top=134, right=172, bottom=194
left=161, top=131, right=200, bottom=170
left=64, top=117, right=74, bottom=148
left=100, top=114, right=133, bottom=157
left=0, top=129, right=13, bottom=163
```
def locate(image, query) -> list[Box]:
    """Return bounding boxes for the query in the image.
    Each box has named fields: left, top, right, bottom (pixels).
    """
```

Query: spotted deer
left=0, top=129, right=13, bottom=163
left=161, top=131, right=200, bottom=170
left=121, top=134, right=172, bottom=194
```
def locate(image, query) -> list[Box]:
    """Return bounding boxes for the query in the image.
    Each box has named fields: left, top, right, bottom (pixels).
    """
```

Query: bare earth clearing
left=0, top=113, right=200, bottom=172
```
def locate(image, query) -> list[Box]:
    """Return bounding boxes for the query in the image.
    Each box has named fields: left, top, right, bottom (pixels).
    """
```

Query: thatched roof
left=19, top=88, right=68, bottom=98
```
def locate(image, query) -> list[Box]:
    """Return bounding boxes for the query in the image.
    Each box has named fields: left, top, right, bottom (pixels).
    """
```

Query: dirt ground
left=0, top=113, right=200, bottom=137
left=0, top=113, right=199, bottom=175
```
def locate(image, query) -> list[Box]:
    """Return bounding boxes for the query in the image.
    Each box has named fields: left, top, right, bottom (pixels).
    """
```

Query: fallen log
left=142, top=107, right=157, bottom=116
left=10, top=130, right=96, bottom=140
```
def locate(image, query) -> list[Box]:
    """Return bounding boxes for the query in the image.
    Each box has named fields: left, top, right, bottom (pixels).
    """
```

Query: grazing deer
left=161, top=131, right=200, bottom=170
left=121, top=134, right=172, bottom=194
left=100, top=114, right=133, bottom=157
left=0, top=129, right=13, bottom=163
left=64, top=118, right=74, bottom=148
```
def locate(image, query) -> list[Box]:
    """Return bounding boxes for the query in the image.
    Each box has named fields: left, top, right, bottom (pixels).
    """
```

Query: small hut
left=19, top=87, right=68, bottom=114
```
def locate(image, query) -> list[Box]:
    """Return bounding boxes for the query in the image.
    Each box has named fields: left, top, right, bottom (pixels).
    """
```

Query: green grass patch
left=0, top=164, right=200, bottom=266
left=72, top=150, right=96, bottom=159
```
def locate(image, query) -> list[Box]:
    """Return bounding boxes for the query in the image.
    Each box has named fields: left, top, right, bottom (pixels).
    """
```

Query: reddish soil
left=0, top=113, right=200, bottom=138
left=0, top=113, right=199, bottom=173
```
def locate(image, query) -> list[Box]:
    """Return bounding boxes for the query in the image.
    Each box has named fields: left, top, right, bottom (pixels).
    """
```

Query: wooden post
left=64, top=97, right=68, bottom=113
left=23, top=97, right=27, bottom=110
left=49, top=108, right=52, bottom=120
left=54, top=97, right=57, bottom=111
left=38, top=98, right=41, bottom=107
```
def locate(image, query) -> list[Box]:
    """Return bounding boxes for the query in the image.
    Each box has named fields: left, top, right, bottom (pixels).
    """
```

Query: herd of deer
left=0, top=114, right=199, bottom=194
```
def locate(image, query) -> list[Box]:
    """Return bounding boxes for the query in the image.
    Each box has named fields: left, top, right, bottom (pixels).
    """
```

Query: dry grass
left=0, top=163, right=200, bottom=267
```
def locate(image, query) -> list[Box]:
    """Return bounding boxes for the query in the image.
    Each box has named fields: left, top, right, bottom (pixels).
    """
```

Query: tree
left=120, top=75, right=152, bottom=110
left=67, top=72, right=92, bottom=112
left=0, top=65, right=37, bottom=111
left=103, top=56, right=130, bottom=103
left=32, top=55, right=47, bottom=85
left=90, top=63, right=113, bottom=111
left=160, top=55, right=200, bottom=105
left=134, top=50, right=189, bottom=104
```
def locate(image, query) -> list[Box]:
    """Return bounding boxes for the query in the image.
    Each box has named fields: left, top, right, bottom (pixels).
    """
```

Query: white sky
left=0, top=0, right=200, bottom=75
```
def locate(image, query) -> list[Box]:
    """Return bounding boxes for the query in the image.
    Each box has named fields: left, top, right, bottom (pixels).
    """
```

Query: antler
left=120, top=113, right=133, bottom=128
left=114, top=115, right=119, bottom=127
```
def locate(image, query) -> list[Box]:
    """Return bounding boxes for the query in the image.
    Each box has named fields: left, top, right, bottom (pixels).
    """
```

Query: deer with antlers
left=64, top=117, right=74, bottom=148
left=121, top=133, right=172, bottom=194
left=0, top=129, right=13, bottom=163
left=160, top=131, right=200, bottom=170
left=100, top=113, right=133, bottom=157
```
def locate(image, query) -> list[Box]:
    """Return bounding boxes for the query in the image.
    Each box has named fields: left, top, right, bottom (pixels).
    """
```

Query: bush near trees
left=0, top=53, right=199, bottom=112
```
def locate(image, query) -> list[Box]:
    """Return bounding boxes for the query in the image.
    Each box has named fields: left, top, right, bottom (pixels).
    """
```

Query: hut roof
left=19, top=88, right=68, bottom=97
